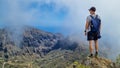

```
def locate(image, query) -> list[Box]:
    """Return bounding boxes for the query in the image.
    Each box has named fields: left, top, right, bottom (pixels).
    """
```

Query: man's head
left=89, top=7, right=96, bottom=15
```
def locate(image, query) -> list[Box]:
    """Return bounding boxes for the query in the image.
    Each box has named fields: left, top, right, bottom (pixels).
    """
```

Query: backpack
left=90, top=15, right=101, bottom=32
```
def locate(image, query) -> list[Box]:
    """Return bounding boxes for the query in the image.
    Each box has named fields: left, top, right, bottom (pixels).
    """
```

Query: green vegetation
left=116, top=54, right=120, bottom=67
left=0, top=49, right=89, bottom=68
left=67, top=61, right=90, bottom=68
left=0, top=49, right=116, bottom=68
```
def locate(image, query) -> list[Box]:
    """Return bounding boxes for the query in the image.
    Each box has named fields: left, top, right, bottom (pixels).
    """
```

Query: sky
left=0, top=0, right=120, bottom=60
left=0, top=0, right=120, bottom=34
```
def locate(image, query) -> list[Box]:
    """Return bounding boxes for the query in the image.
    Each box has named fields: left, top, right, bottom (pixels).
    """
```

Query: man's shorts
left=87, top=31, right=101, bottom=41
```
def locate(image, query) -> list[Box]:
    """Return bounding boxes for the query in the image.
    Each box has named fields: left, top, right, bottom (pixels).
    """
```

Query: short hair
left=89, top=7, right=96, bottom=12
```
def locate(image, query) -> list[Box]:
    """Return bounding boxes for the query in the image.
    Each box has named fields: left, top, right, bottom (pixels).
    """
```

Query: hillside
left=67, top=57, right=115, bottom=68
left=0, top=27, right=118, bottom=68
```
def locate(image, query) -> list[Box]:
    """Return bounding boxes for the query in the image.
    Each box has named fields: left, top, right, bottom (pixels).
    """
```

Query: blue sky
left=0, top=0, right=69, bottom=34
left=0, top=0, right=120, bottom=38
left=0, top=0, right=120, bottom=37
left=0, top=0, right=120, bottom=41
left=27, top=1, right=69, bottom=33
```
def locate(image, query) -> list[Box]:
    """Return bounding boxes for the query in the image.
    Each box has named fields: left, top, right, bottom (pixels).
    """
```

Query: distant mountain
left=0, top=27, right=79, bottom=58
left=0, top=27, right=116, bottom=68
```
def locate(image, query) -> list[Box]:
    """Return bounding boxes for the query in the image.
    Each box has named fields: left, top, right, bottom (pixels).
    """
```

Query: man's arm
left=85, top=20, right=89, bottom=36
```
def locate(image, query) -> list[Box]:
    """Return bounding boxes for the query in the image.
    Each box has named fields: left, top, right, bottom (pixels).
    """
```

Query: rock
left=82, top=57, right=115, bottom=68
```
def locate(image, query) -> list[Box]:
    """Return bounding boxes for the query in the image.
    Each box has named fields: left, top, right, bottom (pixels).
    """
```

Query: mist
left=0, top=0, right=120, bottom=60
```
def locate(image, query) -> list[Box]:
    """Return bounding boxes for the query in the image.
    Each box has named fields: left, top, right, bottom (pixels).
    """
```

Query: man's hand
left=85, top=32, right=87, bottom=36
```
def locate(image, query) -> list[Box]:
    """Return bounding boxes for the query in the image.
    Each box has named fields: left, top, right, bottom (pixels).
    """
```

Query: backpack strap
left=90, top=15, right=98, bottom=19
left=95, top=15, right=98, bottom=19
left=90, top=15, right=94, bottom=19
left=90, top=15, right=100, bottom=24
left=89, top=15, right=94, bottom=27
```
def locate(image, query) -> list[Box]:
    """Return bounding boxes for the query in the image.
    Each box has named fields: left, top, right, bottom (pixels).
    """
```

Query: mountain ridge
left=0, top=27, right=118, bottom=68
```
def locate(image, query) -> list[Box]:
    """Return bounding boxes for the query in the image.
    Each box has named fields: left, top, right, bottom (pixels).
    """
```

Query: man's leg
left=89, top=40, right=93, bottom=55
left=94, top=40, right=98, bottom=52
left=94, top=40, right=99, bottom=57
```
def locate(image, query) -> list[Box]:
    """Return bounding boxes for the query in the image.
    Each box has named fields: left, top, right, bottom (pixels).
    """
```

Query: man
left=85, top=7, right=101, bottom=57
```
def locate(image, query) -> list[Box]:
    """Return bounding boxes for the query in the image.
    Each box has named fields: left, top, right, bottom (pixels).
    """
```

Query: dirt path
left=2, top=62, right=6, bottom=68
left=2, top=61, right=32, bottom=68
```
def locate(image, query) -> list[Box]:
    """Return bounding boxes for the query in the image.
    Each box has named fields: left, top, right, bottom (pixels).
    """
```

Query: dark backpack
left=90, top=15, right=101, bottom=32
left=90, top=15, right=101, bottom=38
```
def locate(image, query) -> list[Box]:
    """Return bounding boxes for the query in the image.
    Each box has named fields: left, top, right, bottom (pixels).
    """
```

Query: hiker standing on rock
left=84, top=7, right=101, bottom=57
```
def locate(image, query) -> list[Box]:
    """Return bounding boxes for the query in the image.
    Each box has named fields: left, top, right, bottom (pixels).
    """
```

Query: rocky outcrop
left=0, top=27, right=79, bottom=58
left=82, top=57, right=115, bottom=68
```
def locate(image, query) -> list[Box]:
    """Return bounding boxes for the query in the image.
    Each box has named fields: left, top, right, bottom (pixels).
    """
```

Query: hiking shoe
left=88, top=53, right=93, bottom=58
left=95, top=51, right=98, bottom=58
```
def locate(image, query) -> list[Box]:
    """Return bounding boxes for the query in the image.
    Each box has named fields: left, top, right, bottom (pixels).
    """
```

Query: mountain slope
left=0, top=27, right=117, bottom=68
